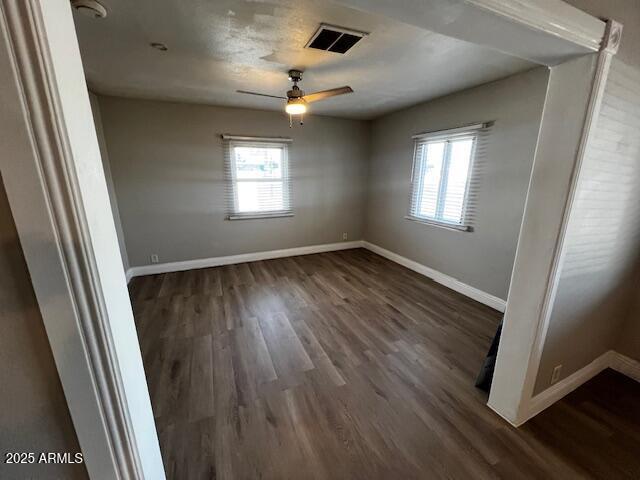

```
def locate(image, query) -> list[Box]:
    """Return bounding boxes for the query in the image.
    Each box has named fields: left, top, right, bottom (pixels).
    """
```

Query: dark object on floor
left=476, top=319, right=503, bottom=392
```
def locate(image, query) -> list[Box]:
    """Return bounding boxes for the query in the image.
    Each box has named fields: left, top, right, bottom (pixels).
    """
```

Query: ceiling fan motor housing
left=287, top=70, right=305, bottom=99
left=237, top=68, right=351, bottom=120
left=287, top=86, right=304, bottom=99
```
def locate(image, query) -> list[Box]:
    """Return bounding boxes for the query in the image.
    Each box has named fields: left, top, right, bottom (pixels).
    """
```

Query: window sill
left=227, top=212, right=294, bottom=221
left=405, top=216, right=472, bottom=232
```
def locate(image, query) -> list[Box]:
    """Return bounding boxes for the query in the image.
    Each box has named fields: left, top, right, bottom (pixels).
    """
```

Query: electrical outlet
left=551, top=365, right=562, bottom=385
left=342, top=232, right=348, bottom=241
left=150, top=254, right=159, bottom=264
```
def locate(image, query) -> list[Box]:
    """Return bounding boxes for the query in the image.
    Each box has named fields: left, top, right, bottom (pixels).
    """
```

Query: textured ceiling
left=72, top=0, right=536, bottom=120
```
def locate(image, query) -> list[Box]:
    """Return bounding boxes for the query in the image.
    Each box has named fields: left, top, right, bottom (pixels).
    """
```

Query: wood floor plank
left=188, top=334, right=215, bottom=422
left=130, top=248, right=640, bottom=480
left=257, top=312, right=314, bottom=381
left=229, top=316, right=278, bottom=406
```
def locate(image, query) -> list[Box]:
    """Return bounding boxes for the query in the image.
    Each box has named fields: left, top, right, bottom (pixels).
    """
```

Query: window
left=224, top=136, right=292, bottom=219
left=408, top=124, right=485, bottom=230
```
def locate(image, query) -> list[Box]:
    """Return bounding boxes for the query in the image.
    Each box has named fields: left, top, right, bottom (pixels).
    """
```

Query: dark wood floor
left=129, top=248, right=640, bottom=480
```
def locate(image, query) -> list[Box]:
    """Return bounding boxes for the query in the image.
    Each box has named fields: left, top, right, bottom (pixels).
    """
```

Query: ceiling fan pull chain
left=289, top=114, right=293, bottom=128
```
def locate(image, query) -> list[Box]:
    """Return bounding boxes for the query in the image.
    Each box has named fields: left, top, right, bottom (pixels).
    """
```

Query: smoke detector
left=71, top=0, right=107, bottom=19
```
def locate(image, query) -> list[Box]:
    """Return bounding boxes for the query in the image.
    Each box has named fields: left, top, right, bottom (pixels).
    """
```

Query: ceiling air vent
left=305, top=24, right=368, bottom=54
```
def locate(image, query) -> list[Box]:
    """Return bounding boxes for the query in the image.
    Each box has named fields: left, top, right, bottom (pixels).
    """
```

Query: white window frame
left=407, top=124, right=485, bottom=232
left=223, top=136, right=293, bottom=220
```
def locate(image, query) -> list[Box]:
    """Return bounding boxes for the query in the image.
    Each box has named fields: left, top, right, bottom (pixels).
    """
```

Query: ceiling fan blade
left=303, top=86, right=353, bottom=103
left=236, top=90, right=287, bottom=100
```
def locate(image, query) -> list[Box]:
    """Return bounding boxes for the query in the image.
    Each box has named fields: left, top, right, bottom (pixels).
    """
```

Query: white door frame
left=0, top=1, right=163, bottom=478
left=0, top=0, right=620, bottom=477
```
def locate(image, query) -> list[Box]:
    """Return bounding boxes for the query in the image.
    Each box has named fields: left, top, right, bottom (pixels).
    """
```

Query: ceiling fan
left=237, top=69, right=353, bottom=126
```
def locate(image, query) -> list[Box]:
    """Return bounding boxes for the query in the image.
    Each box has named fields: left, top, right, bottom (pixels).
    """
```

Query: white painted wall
left=89, top=92, right=129, bottom=272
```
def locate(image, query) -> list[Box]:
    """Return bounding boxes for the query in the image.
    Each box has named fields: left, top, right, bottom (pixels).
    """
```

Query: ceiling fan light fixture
left=285, top=99, right=307, bottom=115
left=237, top=69, right=352, bottom=125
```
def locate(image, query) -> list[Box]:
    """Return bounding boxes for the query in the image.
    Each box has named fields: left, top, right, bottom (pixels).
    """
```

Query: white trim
left=404, top=216, right=471, bottom=232
left=221, top=134, right=293, bottom=142
left=361, top=242, right=506, bottom=312
left=332, top=0, right=606, bottom=65
left=487, top=403, right=522, bottom=428
left=520, top=350, right=640, bottom=424
left=408, top=129, right=479, bottom=229
left=127, top=241, right=507, bottom=313
left=0, top=1, right=163, bottom=478
left=526, top=351, right=614, bottom=422
left=610, top=352, right=640, bottom=383
left=225, top=137, right=291, bottom=219
left=465, top=0, right=605, bottom=53
left=127, top=241, right=363, bottom=279
left=600, top=20, right=623, bottom=55
left=227, top=212, right=294, bottom=221
left=412, top=122, right=487, bottom=140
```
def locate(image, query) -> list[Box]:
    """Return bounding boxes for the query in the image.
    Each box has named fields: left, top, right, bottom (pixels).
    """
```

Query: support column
left=489, top=21, right=623, bottom=425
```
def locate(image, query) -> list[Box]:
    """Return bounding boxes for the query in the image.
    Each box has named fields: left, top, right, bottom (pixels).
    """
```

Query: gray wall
left=363, top=67, right=549, bottom=300
left=0, top=177, right=87, bottom=480
left=89, top=92, right=129, bottom=271
left=98, top=97, right=370, bottom=267
left=617, top=276, right=640, bottom=361
left=534, top=0, right=640, bottom=393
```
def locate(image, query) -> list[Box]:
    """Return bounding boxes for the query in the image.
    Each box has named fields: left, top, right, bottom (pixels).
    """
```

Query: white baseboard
left=361, top=241, right=507, bottom=312
left=524, top=350, right=640, bottom=423
left=487, top=403, right=523, bottom=428
left=126, top=241, right=363, bottom=280
left=526, top=350, right=614, bottom=421
left=126, top=239, right=508, bottom=314
left=610, top=351, right=640, bottom=383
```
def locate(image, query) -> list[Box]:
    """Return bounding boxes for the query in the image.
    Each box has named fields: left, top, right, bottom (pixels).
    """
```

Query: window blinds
left=408, top=123, right=491, bottom=230
left=222, top=135, right=293, bottom=219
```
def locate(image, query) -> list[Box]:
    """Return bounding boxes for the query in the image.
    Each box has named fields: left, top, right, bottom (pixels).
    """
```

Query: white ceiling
left=72, top=0, right=536, bottom=120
